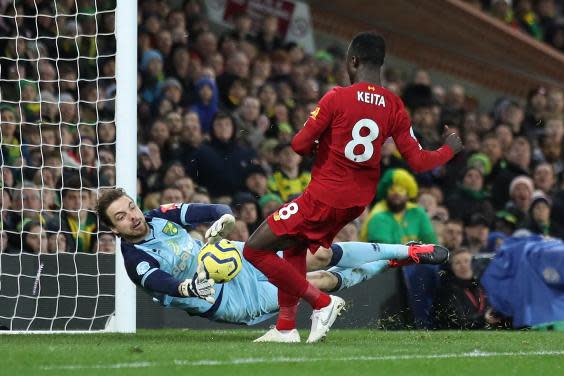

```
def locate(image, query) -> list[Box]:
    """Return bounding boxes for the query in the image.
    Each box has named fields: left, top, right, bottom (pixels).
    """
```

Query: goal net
left=0, top=0, right=136, bottom=332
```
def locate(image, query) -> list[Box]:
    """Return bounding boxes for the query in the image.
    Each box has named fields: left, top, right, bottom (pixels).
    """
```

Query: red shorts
left=266, top=190, right=365, bottom=253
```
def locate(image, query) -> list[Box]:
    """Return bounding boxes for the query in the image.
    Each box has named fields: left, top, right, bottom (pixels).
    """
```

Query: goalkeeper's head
left=96, top=188, right=149, bottom=243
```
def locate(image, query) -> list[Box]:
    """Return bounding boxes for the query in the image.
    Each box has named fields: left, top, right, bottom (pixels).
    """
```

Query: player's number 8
left=279, top=202, right=298, bottom=220
left=344, top=119, right=379, bottom=163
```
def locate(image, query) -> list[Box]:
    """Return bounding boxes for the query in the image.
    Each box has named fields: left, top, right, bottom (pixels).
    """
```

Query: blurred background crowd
left=0, top=0, right=563, bottom=255
left=0, top=0, right=563, bottom=329
left=468, top=0, right=564, bottom=52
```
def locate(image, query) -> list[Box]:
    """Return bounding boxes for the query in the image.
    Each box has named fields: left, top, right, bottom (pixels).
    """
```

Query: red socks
left=276, top=305, right=298, bottom=330
left=243, top=245, right=332, bottom=330
left=303, top=284, right=331, bottom=310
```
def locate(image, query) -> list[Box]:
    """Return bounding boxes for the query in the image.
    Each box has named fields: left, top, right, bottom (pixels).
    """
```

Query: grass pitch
left=3, top=329, right=564, bottom=376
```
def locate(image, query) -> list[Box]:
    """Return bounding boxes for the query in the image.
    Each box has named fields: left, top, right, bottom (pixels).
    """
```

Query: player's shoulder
left=320, top=85, right=344, bottom=100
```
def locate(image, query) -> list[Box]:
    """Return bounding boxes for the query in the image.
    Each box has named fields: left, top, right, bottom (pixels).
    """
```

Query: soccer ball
left=198, top=239, right=242, bottom=283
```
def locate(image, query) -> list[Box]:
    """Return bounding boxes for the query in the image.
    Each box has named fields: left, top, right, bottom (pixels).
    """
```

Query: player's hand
left=205, top=214, right=236, bottom=244
left=442, top=125, right=463, bottom=154
left=178, top=265, right=216, bottom=304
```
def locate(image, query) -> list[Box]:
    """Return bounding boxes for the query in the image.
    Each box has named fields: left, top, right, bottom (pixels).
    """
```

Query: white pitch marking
left=41, top=350, right=564, bottom=370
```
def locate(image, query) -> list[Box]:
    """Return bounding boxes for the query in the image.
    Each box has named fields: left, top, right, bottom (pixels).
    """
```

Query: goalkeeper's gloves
left=205, top=213, right=236, bottom=244
left=178, top=264, right=216, bottom=304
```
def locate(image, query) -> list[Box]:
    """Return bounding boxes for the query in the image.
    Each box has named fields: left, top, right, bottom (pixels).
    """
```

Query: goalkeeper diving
left=96, top=188, right=447, bottom=340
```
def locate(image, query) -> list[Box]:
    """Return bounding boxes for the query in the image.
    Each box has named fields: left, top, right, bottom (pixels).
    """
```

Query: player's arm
left=291, top=88, right=337, bottom=155
left=122, top=243, right=215, bottom=301
left=391, top=104, right=462, bottom=173
left=149, top=203, right=232, bottom=227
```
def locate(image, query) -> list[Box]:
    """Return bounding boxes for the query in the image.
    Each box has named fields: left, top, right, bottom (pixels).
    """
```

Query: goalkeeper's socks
left=329, top=261, right=390, bottom=291
left=276, top=305, right=298, bottom=330
left=330, top=242, right=409, bottom=268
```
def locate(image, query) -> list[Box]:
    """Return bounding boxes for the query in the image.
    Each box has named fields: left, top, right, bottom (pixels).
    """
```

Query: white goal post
left=110, top=0, right=137, bottom=333
left=0, top=0, right=136, bottom=333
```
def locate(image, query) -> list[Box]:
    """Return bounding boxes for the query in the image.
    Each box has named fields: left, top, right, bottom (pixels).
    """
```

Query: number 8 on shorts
left=278, top=202, right=298, bottom=220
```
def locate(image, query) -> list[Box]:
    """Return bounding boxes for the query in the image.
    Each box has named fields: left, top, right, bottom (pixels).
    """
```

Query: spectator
left=21, top=220, right=49, bottom=254
left=1, top=227, right=11, bottom=253
left=490, top=137, right=531, bottom=209
left=137, top=143, right=162, bottom=194
left=233, top=96, right=268, bottom=148
left=47, top=176, right=98, bottom=253
left=524, top=191, right=552, bottom=235
left=47, top=231, right=67, bottom=253
left=514, top=0, right=543, bottom=40
left=95, top=231, right=116, bottom=254
left=432, top=248, right=496, bottom=329
left=174, top=176, right=196, bottom=202
left=160, top=187, right=184, bottom=204
left=361, top=169, right=437, bottom=244
left=258, top=193, right=283, bottom=218
left=254, top=15, right=283, bottom=53
left=539, top=135, right=563, bottom=176
left=160, top=77, right=186, bottom=109
left=190, top=77, right=219, bottom=134
left=533, top=162, right=556, bottom=194
left=490, top=0, right=515, bottom=26
left=492, top=210, right=519, bottom=236
left=463, top=214, right=490, bottom=254
left=206, top=112, right=256, bottom=198
left=243, top=164, right=269, bottom=198
left=522, top=86, right=547, bottom=139
left=228, top=219, right=251, bottom=242
left=442, top=218, right=465, bottom=252
left=505, top=175, right=535, bottom=227
left=267, top=142, right=311, bottom=202
left=545, top=88, right=564, bottom=119
left=0, top=107, right=22, bottom=166
left=172, top=111, right=224, bottom=193
left=445, top=166, right=495, bottom=225
left=231, top=192, right=261, bottom=233
left=140, top=49, right=164, bottom=106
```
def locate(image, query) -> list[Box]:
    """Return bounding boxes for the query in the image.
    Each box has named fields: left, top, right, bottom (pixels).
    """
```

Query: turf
left=2, top=329, right=564, bottom=376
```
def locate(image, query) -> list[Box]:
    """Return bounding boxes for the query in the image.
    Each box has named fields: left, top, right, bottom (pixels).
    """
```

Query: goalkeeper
left=96, top=188, right=447, bottom=328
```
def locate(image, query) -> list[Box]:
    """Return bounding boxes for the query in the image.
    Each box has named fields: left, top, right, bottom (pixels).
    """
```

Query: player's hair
left=348, top=31, right=386, bottom=67
left=96, top=188, right=129, bottom=227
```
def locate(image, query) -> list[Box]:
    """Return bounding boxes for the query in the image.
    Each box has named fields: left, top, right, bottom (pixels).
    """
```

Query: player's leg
left=277, top=245, right=307, bottom=328
left=254, top=244, right=307, bottom=343
left=307, top=242, right=449, bottom=270
left=306, top=242, right=408, bottom=270
left=336, top=261, right=391, bottom=290
left=307, top=260, right=390, bottom=292
left=244, top=220, right=329, bottom=308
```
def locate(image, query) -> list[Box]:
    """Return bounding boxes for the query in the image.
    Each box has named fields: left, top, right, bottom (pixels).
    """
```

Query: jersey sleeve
left=391, top=100, right=454, bottom=173
left=121, top=242, right=184, bottom=297
left=291, top=88, right=337, bottom=155
left=147, top=203, right=232, bottom=228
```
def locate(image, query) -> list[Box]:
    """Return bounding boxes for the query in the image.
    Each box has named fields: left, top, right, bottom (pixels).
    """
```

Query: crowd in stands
left=463, top=0, right=564, bottom=52
left=0, top=0, right=563, bottom=329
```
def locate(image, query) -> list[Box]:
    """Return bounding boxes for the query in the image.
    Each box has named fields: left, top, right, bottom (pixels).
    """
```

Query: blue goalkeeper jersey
left=121, top=203, right=279, bottom=325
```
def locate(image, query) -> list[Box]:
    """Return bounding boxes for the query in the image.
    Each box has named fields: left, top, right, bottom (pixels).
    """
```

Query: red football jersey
left=291, top=82, right=453, bottom=209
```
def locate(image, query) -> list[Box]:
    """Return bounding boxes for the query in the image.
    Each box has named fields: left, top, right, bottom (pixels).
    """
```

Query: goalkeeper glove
left=178, top=264, right=216, bottom=304
left=205, top=213, right=236, bottom=244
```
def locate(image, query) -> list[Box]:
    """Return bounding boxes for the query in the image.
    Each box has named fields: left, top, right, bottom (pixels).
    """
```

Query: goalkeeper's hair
left=96, top=188, right=129, bottom=227
left=347, top=31, right=386, bottom=68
